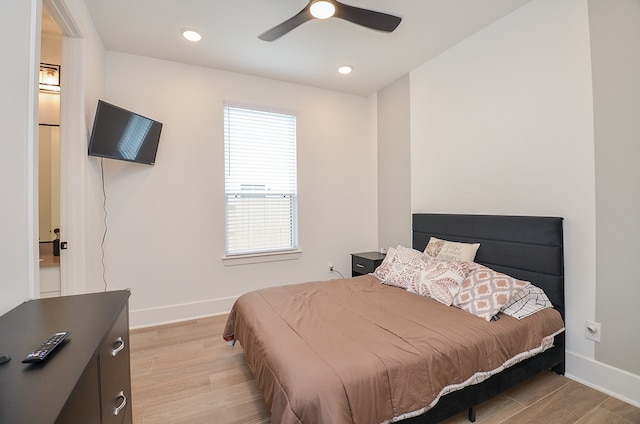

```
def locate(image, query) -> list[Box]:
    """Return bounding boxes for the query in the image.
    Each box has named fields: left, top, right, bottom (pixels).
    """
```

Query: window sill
left=222, top=250, right=302, bottom=266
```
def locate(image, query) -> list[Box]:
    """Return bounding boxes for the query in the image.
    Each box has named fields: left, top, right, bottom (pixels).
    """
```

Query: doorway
left=38, top=0, right=88, bottom=297
left=38, top=7, right=62, bottom=298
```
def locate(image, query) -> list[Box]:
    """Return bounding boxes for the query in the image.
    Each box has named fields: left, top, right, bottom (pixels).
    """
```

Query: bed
left=223, top=213, right=565, bottom=423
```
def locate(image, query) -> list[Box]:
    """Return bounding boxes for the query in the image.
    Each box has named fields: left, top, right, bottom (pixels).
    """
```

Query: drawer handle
left=112, top=337, right=125, bottom=357
left=114, top=391, right=127, bottom=416
left=355, top=263, right=365, bottom=268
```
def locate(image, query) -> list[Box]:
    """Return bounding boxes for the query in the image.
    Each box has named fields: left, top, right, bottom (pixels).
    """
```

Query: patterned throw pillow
left=407, top=259, right=470, bottom=305
left=395, top=245, right=427, bottom=263
left=453, top=264, right=528, bottom=321
left=502, top=284, right=553, bottom=319
left=371, top=247, right=396, bottom=281
left=424, top=237, right=480, bottom=262
left=376, top=246, right=428, bottom=290
left=382, top=258, right=424, bottom=289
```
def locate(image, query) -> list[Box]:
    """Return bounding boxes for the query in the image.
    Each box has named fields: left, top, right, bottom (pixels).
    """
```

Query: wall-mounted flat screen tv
left=88, top=100, right=163, bottom=165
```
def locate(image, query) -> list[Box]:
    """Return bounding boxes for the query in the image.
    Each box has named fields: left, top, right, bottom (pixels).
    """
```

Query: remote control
left=22, top=331, right=70, bottom=363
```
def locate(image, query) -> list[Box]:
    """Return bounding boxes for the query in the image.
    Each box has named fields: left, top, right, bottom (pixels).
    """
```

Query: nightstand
left=351, top=251, right=386, bottom=277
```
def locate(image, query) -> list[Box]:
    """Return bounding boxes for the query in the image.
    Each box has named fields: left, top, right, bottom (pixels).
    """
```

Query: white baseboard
left=566, top=350, right=640, bottom=408
left=129, top=296, right=238, bottom=329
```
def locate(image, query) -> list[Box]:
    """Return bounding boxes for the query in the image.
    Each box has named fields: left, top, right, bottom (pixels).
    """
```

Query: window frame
left=222, top=102, right=300, bottom=264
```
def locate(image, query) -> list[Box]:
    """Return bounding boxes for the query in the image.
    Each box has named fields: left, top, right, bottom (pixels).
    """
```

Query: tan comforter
left=223, top=275, right=564, bottom=424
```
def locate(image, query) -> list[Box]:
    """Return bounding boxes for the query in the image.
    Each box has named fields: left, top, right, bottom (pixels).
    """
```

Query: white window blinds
left=224, top=104, right=298, bottom=256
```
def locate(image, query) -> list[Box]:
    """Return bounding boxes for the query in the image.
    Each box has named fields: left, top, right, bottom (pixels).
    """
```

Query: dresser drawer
left=99, top=304, right=132, bottom=424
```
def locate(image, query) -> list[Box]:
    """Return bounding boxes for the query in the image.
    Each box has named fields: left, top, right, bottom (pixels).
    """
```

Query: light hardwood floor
left=130, top=315, right=640, bottom=424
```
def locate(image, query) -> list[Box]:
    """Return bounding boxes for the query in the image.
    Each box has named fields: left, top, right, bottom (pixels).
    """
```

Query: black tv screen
left=88, top=100, right=163, bottom=165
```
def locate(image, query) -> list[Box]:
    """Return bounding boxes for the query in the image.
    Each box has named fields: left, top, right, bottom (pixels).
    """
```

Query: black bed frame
left=405, top=214, right=565, bottom=423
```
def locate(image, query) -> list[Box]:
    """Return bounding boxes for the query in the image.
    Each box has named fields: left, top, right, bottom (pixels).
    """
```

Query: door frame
left=42, top=0, right=86, bottom=295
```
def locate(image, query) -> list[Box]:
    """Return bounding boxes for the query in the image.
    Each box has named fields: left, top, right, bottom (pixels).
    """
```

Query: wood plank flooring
left=130, top=315, right=640, bottom=424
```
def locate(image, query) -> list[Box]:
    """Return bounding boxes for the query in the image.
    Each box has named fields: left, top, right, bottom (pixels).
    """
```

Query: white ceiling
left=82, top=0, right=533, bottom=96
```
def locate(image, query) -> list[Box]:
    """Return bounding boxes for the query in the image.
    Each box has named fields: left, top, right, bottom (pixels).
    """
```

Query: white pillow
left=424, top=237, right=480, bottom=262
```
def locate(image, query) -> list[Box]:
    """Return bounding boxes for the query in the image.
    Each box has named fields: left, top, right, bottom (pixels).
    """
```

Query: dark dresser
left=0, top=290, right=132, bottom=423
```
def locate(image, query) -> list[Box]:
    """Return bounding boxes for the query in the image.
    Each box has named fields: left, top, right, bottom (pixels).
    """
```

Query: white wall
left=377, top=75, right=412, bottom=250
left=409, top=0, right=640, bottom=406
left=590, top=0, right=640, bottom=376
left=96, top=52, right=377, bottom=326
left=0, top=0, right=41, bottom=313
left=411, top=0, right=595, bottom=357
left=409, top=0, right=640, bottom=403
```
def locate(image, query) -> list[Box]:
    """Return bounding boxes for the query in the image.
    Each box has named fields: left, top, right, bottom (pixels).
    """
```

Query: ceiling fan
left=259, top=0, right=402, bottom=42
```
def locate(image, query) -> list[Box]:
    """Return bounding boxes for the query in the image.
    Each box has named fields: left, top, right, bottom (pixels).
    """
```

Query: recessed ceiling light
left=338, top=65, right=353, bottom=75
left=182, top=30, right=202, bottom=42
left=310, top=1, right=336, bottom=19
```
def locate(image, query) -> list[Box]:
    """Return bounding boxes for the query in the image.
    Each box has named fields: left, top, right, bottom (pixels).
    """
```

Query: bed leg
left=468, top=406, right=476, bottom=422
left=552, top=361, right=566, bottom=375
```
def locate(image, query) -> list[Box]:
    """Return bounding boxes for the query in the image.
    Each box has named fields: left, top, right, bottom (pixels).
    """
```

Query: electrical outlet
left=585, top=320, right=601, bottom=342
left=328, top=262, right=334, bottom=272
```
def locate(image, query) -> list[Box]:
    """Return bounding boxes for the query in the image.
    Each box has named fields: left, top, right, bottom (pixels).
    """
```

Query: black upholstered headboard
left=412, top=214, right=564, bottom=318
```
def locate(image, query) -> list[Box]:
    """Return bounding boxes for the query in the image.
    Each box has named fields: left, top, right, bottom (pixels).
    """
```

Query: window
left=224, top=104, right=298, bottom=256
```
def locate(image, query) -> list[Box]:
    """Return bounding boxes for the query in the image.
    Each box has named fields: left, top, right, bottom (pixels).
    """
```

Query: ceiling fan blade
left=333, top=0, right=401, bottom=33
left=258, top=6, right=313, bottom=41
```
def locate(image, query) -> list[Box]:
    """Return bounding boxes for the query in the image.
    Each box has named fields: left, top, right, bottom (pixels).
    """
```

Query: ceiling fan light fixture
left=182, top=30, right=202, bottom=42
left=310, top=1, right=336, bottom=19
